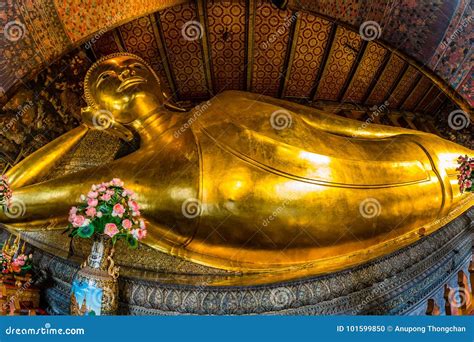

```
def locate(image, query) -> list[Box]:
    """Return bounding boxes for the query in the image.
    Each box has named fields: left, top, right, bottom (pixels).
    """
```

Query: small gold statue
left=1, top=234, right=21, bottom=261
left=1, top=53, right=472, bottom=277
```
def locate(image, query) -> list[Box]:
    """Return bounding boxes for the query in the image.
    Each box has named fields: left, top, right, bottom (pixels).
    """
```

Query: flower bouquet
left=67, top=178, right=146, bottom=315
left=0, top=174, right=13, bottom=209
left=457, top=155, right=473, bottom=193
left=1, top=250, right=33, bottom=276
left=66, top=178, right=147, bottom=247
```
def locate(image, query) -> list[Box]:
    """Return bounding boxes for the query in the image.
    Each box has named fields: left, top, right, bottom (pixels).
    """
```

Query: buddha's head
left=82, top=53, right=167, bottom=140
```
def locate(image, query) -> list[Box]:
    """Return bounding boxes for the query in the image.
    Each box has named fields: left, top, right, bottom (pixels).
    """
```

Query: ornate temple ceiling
left=83, top=0, right=462, bottom=113
left=1, top=0, right=472, bottom=108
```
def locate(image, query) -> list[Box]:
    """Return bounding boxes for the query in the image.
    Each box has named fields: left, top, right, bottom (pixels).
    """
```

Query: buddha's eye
left=96, top=71, right=115, bottom=88
left=130, top=63, right=145, bottom=70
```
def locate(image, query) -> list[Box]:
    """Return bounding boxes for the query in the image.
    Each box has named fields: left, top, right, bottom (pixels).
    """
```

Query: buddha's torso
left=156, top=91, right=468, bottom=271
left=3, top=91, right=472, bottom=274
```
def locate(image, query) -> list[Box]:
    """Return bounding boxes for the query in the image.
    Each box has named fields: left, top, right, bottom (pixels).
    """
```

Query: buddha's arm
left=265, top=97, right=423, bottom=139
left=5, top=125, right=89, bottom=188
left=0, top=152, right=135, bottom=226
left=220, top=91, right=424, bottom=139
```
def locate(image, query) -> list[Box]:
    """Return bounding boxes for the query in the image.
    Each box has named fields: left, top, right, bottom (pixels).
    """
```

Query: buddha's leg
left=6, top=125, right=89, bottom=188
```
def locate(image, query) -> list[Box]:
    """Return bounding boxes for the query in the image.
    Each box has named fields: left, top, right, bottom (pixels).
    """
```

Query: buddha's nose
left=118, top=68, right=135, bottom=81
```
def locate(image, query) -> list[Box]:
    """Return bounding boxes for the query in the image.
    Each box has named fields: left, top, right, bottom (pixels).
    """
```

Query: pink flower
left=122, top=219, right=132, bottom=230
left=111, top=178, right=124, bottom=187
left=69, top=207, right=78, bottom=222
left=96, top=211, right=103, bottom=218
left=13, top=258, right=25, bottom=267
left=138, top=229, right=146, bottom=239
left=131, top=229, right=146, bottom=240
left=104, top=223, right=119, bottom=238
left=72, top=215, right=86, bottom=228
left=128, top=200, right=140, bottom=213
left=87, top=198, right=98, bottom=207
left=69, top=206, right=77, bottom=216
left=87, top=191, right=98, bottom=199
left=139, top=219, right=146, bottom=230
left=85, top=207, right=97, bottom=217
left=11, top=261, right=22, bottom=273
left=101, top=193, right=111, bottom=201
left=98, top=186, right=107, bottom=193
left=112, top=203, right=125, bottom=217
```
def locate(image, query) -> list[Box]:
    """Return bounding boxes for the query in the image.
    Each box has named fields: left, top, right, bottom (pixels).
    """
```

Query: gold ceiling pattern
left=402, top=76, right=433, bottom=112
left=365, top=54, right=406, bottom=106
left=283, top=13, right=331, bottom=98
left=42, top=0, right=459, bottom=116
left=251, top=0, right=292, bottom=97
left=2, top=0, right=471, bottom=111
left=313, top=26, right=362, bottom=101
left=342, top=42, right=388, bottom=103
left=387, top=66, right=420, bottom=109
left=160, top=3, right=210, bottom=99
left=207, top=1, right=247, bottom=93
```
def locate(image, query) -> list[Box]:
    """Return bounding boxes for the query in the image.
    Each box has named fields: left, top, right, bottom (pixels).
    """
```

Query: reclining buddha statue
left=1, top=52, right=472, bottom=277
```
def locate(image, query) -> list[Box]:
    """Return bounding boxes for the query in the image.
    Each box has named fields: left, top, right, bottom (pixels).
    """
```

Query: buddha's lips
left=117, top=77, right=146, bottom=92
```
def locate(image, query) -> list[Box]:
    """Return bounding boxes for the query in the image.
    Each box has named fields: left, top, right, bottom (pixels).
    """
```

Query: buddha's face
left=87, top=56, right=164, bottom=124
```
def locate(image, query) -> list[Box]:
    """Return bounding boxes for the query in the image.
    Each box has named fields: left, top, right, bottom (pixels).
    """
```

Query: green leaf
left=77, top=224, right=94, bottom=238
left=21, top=265, right=32, bottom=271
left=127, top=235, right=138, bottom=249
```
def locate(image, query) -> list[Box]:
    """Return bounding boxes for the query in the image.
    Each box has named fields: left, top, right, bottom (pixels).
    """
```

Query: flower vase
left=70, top=235, right=119, bottom=316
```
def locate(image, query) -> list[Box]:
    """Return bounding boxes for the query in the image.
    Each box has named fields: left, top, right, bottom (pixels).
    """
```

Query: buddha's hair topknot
left=83, top=52, right=160, bottom=109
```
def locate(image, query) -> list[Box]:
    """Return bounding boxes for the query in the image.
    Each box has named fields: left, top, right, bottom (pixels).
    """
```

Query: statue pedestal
left=2, top=207, right=473, bottom=315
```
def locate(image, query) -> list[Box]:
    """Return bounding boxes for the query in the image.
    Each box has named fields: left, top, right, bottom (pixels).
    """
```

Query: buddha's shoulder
left=191, top=91, right=323, bottom=151
left=188, top=92, right=343, bottom=173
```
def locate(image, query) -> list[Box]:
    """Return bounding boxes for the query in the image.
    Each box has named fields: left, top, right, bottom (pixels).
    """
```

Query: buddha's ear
left=81, top=106, right=134, bottom=142
left=162, top=91, right=188, bottom=112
